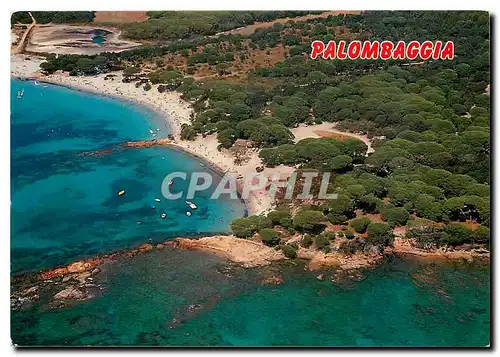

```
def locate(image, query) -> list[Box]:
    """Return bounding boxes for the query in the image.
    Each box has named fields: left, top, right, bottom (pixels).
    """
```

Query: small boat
left=136, top=221, right=143, bottom=225
left=186, top=201, right=197, bottom=210
left=17, top=89, right=24, bottom=99
left=155, top=198, right=161, bottom=202
left=118, top=190, right=125, bottom=196
left=186, top=211, right=192, bottom=217
left=33, top=80, right=40, bottom=86
left=150, top=204, right=156, bottom=209
left=168, top=179, right=174, bottom=186
left=161, top=213, right=167, bottom=219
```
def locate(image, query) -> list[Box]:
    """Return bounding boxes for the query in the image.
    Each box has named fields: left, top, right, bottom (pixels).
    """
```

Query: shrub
left=407, top=224, right=443, bottom=249
left=230, top=215, right=272, bottom=238
left=358, top=194, right=383, bottom=213
left=314, top=234, right=330, bottom=250
left=366, top=223, right=394, bottom=247
left=259, top=228, right=280, bottom=246
left=293, top=209, right=327, bottom=232
left=323, top=231, right=337, bottom=240
left=338, top=238, right=366, bottom=255
left=381, top=206, right=410, bottom=227
left=337, top=231, right=345, bottom=238
left=440, top=223, right=473, bottom=246
left=301, top=234, right=313, bottom=248
left=282, top=244, right=298, bottom=259
left=123, top=66, right=140, bottom=77
left=345, top=230, right=355, bottom=239
left=473, top=226, right=490, bottom=244
left=180, top=125, right=197, bottom=141
left=267, top=210, right=292, bottom=228
left=350, top=217, right=371, bottom=233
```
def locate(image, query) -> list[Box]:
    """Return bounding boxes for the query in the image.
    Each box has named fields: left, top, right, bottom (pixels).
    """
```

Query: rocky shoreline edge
left=11, top=235, right=489, bottom=312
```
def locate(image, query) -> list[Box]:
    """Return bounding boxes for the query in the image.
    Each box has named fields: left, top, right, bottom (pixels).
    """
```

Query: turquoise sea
left=10, top=79, right=490, bottom=347
left=11, top=79, right=246, bottom=273
left=11, top=251, right=490, bottom=347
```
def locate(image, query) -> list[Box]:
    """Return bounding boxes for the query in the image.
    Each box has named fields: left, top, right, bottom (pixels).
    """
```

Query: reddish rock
left=38, top=267, right=68, bottom=280
left=261, top=275, right=284, bottom=285
left=67, top=261, right=86, bottom=273
left=138, top=244, right=153, bottom=252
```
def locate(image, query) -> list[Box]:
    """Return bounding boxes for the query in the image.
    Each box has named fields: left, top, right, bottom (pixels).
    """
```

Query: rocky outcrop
left=122, top=138, right=171, bottom=149
left=38, top=258, right=104, bottom=280
left=261, top=275, right=284, bottom=285
left=174, top=236, right=285, bottom=268
left=54, top=286, right=87, bottom=300
left=11, top=243, right=162, bottom=311
left=393, top=237, right=490, bottom=262
left=10, top=286, right=40, bottom=312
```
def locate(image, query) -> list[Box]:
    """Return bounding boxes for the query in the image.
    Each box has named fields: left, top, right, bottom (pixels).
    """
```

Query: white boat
left=33, top=80, right=40, bottom=86
left=17, top=89, right=24, bottom=99
left=185, top=201, right=197, bottom=210
left=161, top=213, right=167, bottom=219
left=155, top=198, right=161, bottom=202
left=168, top=179, right=174, bottom=186
left=186, top=211, right=192, bottom=217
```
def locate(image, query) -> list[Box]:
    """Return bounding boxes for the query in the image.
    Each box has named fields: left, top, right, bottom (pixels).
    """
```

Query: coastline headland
left=10, top=54, right=489, bottom=287
left=11, top=233, right=489, bottom=311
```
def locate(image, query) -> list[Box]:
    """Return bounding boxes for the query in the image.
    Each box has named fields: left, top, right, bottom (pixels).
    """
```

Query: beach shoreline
left=13, top=54, right=489, bottom=270
left=11, top=54, right=274, bottom=214
left=11, top=54, right=380, bottom=216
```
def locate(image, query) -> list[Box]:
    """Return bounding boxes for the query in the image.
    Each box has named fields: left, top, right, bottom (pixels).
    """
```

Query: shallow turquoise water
left=11, top=253, right=490, bottom=347
left=10, top=79, right=490, bottom=347
left=11, top=79, right=246, bottom=273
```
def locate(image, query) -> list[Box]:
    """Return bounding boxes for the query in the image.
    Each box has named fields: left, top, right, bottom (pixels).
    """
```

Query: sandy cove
left=11, top=55, right=489, bottom=273
left=12, top=54, right=371, bottom=215
left=12, top=54, right=288, bottom=214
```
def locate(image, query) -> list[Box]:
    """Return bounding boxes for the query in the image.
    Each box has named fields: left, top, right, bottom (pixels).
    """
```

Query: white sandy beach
left=11, top=54, right=373, bottom=215
left=11, top=54, right=275, bottom=214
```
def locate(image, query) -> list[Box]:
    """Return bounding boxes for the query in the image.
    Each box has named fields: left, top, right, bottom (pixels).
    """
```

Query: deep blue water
left=10, top=79, right=246, bottom=273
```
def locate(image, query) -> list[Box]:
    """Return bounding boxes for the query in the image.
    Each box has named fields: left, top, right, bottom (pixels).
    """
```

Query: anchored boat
left=185, top=201, right=197, bottom=210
